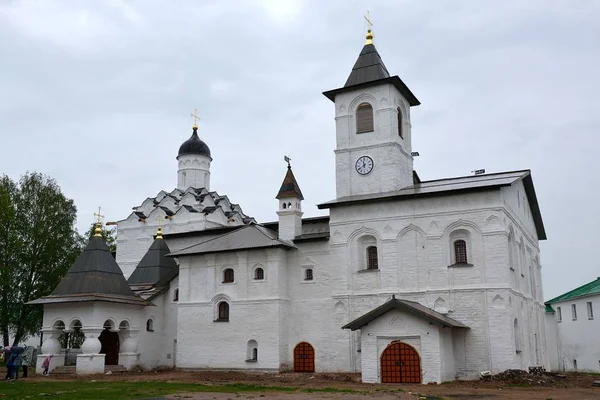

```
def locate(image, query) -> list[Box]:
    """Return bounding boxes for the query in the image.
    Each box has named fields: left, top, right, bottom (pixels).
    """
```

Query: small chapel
left=30, top=25, right=548, bottom=384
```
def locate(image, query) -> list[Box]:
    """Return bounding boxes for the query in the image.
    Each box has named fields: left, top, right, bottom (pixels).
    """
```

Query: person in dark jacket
left=9, top=346, right=24, bottom=380
left=3, top=347, right=12, bottom=380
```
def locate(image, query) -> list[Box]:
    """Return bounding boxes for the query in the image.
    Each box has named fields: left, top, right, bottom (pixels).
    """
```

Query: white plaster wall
left=551, top=294, right=600, bottom=372
left=333, top=83, right=414, bottom=198
left=136, top=276, right=179, bottom=369
left=544, top=311, right=559, bottom=371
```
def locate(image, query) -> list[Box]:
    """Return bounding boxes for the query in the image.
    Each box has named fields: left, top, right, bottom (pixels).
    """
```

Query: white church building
left=30, top=28, right=548, bottom=384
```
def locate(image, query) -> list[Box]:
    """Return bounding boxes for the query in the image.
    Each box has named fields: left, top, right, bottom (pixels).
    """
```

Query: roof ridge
left=418, top=169, right=531, bottom=185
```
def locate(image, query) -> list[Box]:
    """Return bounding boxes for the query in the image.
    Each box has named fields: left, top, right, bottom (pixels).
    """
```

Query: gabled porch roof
left=342, top=295, right=469, bottom=331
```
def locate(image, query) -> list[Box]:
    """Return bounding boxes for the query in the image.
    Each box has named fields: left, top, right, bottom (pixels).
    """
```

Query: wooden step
left=104, top=365, right=127, bottom=373
left=52, top=366, right=76, bottom=375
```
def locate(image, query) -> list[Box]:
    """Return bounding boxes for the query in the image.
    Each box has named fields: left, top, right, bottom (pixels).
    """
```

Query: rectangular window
left=557, top=306, right=562, bottom=322
left=587, top=302, right=594, bottom=320
left=572, top=304, right=577, bottom=321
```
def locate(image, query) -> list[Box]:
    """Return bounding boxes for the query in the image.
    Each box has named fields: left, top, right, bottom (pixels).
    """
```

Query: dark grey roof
left=127, top=238, right=179, bottom=286
left=342, top=295, right=468, bottom=331
left=262, top=216, right=330, bottom=242
left=344, top=43, right=390, bottom=87
left=276, top=165, right=304, bottom=200
left=28, top=237, right=150, bottom=306
left=178, top=127, right=211, bottom=159
left=318, top=170, right=546, bottom=240
left=322, top=43, right=420, bottom=106
left=168, top=224, right=295, bottom=257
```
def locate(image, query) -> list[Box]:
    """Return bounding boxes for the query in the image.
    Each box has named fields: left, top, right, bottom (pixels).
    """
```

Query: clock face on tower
left=355, top=156, right=374, bottom=175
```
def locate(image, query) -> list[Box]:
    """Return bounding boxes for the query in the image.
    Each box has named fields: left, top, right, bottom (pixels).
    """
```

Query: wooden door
left=99, top=329, right=120, bottom=365
left=293, top=342, right=315, bottom=372
left=380, top=342, right=421, bottom=383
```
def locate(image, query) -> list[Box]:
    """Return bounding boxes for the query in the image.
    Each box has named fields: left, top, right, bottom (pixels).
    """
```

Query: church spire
left=276, top=157, right=304, bottom=200
left=343, top=13, right=390, bottom=88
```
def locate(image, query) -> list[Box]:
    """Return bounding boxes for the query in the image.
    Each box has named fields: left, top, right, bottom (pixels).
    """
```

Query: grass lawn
left=0, top=380, right=357, bottom=399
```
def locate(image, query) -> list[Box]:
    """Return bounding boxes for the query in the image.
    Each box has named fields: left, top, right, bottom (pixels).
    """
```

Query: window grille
left=367, top=246, right=378, bottom=269
left=454, top=240, right=468, bottom=264
left=305, top=268, right=313, bottom=281
left=254, top=268, right=264, bottom=280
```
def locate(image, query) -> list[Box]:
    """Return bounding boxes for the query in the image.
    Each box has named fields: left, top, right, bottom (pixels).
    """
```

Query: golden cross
left=191, top=108, right=201, bottom=128
left=364, top=11, right=373, bottom=31
left=93, top=206, right=104, bottom=224
left=157, top=216, right=164, bottom=227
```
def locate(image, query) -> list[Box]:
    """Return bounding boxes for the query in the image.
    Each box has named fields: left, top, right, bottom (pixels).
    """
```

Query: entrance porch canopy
left=342, top=295, right=469, bottom=331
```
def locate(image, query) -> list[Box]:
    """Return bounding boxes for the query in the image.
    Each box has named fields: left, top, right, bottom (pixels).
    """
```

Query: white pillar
left=119, top=329, right=140, bottom=370
left=76, top=328, right=105, bottom=374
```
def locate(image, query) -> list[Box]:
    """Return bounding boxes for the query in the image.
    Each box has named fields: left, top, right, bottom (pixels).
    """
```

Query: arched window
left=247, top=340, right=258, bottom=362
left=146, top=319, right=154, bottom=332
left=223, top=268, right=234, bottom=283
left=356, top=103, right=374, bottom=133
left=218, top=302, right=229, bottom=321
left=282, top=203, right=287, bottom=209
left=397, top=107, right=403, bottom=138
left=454, top=240, right=468, bottom=264
left=254, top=267, right=264, bottom=280
left=173, top=288, right=179, bottom=302
left=304, top=268, right=313, bottom=281
left=367, top=246, right=378, bottom=269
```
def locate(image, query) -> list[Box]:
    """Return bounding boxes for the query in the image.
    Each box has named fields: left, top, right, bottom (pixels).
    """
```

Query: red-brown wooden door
left=293, top=342, right=315, bottom=372
left=380, top=342, right=421, bottom=383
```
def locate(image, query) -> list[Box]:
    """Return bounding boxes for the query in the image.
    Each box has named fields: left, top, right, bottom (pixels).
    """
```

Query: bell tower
left=322, top=22, right=420, bottom=199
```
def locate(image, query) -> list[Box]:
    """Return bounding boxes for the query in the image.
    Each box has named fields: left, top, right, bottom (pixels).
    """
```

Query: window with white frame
left=572, top=304, right=577, bottom=321
left=449, top=229, right=472, bottom=266
left=357, top=234, right=378, bottom=271
left=557, top=306, right=562, bottom=322
left=587, top=302, right=594, bottom=320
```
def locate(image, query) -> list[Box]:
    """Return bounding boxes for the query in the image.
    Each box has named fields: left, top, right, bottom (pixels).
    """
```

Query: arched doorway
left=380, top=342, right=421, bottom=383
left=99, top=320, right=120, bottom=365
left=293, top=342, right=315, bottom=372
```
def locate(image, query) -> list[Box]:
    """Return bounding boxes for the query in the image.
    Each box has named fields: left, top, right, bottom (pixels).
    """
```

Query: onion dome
left=177, top=127, right=211, bottom=159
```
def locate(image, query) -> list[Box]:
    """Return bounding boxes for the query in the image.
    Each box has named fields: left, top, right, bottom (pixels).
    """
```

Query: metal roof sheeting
left=127, top=238, right=179, bottom=286
left=342, top=296, right=468, bottom=331
left=318, top=170, right=546, bottom=240
left=545, top=277, right=600, bottom=304
left=27, top=236, right=150, bottom=306
left=168, top=224, right=295, bottom=257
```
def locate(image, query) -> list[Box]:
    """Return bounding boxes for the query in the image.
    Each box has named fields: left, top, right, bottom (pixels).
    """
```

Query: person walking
left=10, top=346, right=24, bottom=380
left=41, top=354, right=53, bottom=376
left=3, top=347, right=12, bottom=380
left=22, top=345, right=35, bottom=378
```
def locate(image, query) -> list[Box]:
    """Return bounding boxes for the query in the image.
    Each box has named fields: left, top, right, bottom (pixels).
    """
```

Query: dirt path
left=29, top=370, right=600, bottom=400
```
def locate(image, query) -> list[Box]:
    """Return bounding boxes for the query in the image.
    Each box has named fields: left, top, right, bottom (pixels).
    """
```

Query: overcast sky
left=1, top=0, right=599, bottom=299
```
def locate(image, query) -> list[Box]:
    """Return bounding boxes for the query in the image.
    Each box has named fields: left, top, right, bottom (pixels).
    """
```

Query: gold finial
left=191, top=108, right=201, bottom=129
left=364, top=11, right=373, bottom=45
left=93, top=206, right=104, bottom=237
left=156, top=216, right=164, bottom=239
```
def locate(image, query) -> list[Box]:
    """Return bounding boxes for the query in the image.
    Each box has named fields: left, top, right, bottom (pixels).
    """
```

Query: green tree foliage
left=0, top=173, right=83, bottom=346
left=84, top=222, right=117, bottom=253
